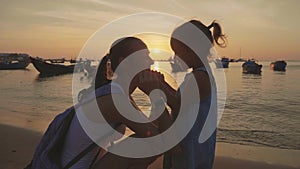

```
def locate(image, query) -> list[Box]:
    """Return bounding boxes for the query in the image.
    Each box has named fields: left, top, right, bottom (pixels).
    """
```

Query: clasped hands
left=137, top=69, right=165, bottom=96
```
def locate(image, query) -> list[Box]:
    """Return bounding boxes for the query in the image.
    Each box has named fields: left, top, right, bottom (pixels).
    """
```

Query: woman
left=154, top=20, right=227, bottom=169
left=61, top=37, right=173, bottom=169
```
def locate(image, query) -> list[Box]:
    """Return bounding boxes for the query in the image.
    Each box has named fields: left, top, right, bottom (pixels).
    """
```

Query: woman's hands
left=137, top=69, right=165, bottom=96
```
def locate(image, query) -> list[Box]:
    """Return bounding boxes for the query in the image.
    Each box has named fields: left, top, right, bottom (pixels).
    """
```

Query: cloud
left=0, top=0, right=299, bottom=59
left=83, top=0, right=147, bottom=12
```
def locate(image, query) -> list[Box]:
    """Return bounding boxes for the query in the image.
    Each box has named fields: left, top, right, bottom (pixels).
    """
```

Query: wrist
left=152, top=97, right=166, bottom=109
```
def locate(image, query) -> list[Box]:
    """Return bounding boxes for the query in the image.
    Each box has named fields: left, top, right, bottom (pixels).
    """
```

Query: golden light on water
left=152, top=61, right=160, bottom=71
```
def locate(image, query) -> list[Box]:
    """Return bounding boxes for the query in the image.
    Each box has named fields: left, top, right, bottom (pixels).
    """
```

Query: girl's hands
left=137, top=70, right=165, bottom=95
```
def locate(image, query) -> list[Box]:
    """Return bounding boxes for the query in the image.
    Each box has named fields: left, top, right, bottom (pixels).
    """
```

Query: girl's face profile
left=171, top=38, right=192, bottom=67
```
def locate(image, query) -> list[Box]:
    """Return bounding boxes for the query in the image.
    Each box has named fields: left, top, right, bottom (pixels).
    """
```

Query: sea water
left=0, top=61, right=299, bottom=150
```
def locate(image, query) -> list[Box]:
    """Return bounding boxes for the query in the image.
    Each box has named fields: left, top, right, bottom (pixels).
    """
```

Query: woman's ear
left=106, top=59, right=114, bottom=80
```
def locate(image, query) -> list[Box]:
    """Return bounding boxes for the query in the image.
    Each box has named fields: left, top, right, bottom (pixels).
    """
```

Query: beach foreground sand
left=0, top=124, right=299, bottom=169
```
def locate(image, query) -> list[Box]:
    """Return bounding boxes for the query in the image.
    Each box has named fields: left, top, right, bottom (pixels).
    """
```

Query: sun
left=152, top=49, right=161, bottom=53
left=136, top=33, right=173, bottom=61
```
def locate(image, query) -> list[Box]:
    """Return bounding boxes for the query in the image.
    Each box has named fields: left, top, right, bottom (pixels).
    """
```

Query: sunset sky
left=0, top=0, right=299, bottom=61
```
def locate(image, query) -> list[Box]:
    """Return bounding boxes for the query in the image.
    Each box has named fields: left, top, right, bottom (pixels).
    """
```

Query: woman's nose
left=143, top=55, right=154, bottom=66
left=147, top=57, right=154, bottom=65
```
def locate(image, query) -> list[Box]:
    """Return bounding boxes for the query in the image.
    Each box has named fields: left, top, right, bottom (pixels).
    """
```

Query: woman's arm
left=136, top=70, right=180, bottom=118
left=97, top=95, right=172, bottom=138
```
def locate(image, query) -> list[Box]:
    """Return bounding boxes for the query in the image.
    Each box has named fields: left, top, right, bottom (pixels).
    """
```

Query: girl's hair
left=171, top=19, right=227, bottom=52
left=202, top=20, right=227, bottom=48
left=170, top=20, right=227, bottom=66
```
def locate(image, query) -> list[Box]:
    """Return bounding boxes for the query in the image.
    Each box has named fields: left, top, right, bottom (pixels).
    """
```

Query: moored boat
left=215, top=57, right=230, bottom=68
left=242, top=59, right=262, bottom=74
left=270, top=60, right=287, bottom=71
left=221, top=57, right=229, bottom=68
left=0, top=53, right=31, bottom=70
left=47, top=58, right=65, bottom=64
left=215, top=57, right=229, bottom=68
left=30, top=57, right=81, bottom=76
left=82, top=60, right=96, bottom=77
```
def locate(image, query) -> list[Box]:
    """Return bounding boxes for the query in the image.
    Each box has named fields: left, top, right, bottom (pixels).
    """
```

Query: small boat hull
left=270, top=60, right=287, bottom=71
left=242, top=60, right=262, bottom=74
left=0, top=61, right=30, bottom=70
left=215, top=57, right=229, bottom=68
left=222, top=62, right=229, bottom=68
left=0, top=53, right=31, bottom=70
left=30, top=57, right=76, bottom=76
left=221, top=57, right=229, bottom=68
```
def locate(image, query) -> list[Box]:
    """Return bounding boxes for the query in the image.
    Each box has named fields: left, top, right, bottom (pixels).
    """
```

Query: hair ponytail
left=94, top=54, right=111, bottom=89
left=208, top=21, right=227, bottom=48
left=78, top=54, right=112, bottom=102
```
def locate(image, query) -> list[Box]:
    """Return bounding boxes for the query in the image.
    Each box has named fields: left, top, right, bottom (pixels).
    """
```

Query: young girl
left=155, top=20, right=227, bottom=169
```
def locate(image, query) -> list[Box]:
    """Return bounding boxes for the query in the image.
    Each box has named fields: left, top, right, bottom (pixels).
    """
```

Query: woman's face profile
left=116, top=45, right=153, bottom=94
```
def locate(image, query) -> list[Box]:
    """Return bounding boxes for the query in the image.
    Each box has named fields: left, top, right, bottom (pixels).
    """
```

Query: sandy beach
left=0, top=123, right=299, bottom=169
